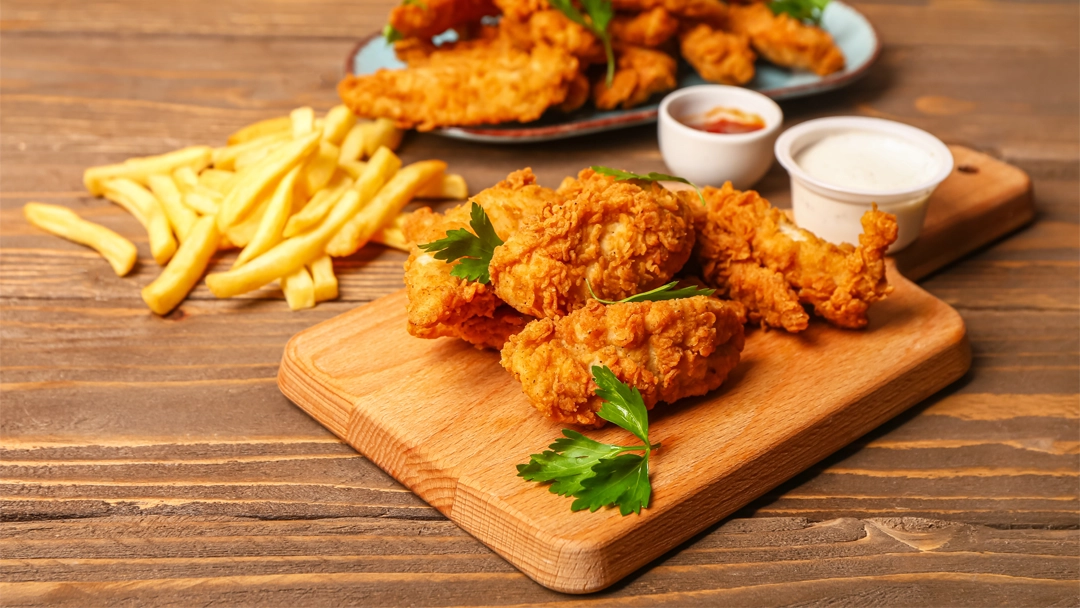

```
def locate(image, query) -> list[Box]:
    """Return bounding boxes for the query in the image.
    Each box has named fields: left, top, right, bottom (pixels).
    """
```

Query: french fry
left=102, top=188, right=149, bottom=226
left=291, top=106, right=316, bottom=138
left=173, top=168, right=223, bottom=215
left=299, top=141, right=341, bottom=198
left=308, top=255, right=338, bottom=302
left=415, top=173, right=468, bottom=200
left=225, top=193, right=272, bottom=248
left=233, top=141, right=286, bottom=173
left=227, top=116, right=291, bottom=145
left=205, top=188, right=364, bottom=298
left=280, top=266, right=316, bottom=311
left=338, top=160, right=368, bottom=180
left=283, top=174, right=353, bottom=238
left=198, top=169, right=235, bottom=194
left=147, top=174, right=197, bottom=242
left=24, top=202, right=138, bottom=276
left=172, top=166, right=199, bottom=190
left=141, top=215, right=219, bottom=315
left=183, top=191, right=220, bottom=215
left=322, top=105, right=357, bottom=146
left=212, top=131, right=290, bottom=171
left=233, top=166, right=300, bottom=268
left=325, top=157, right=443, bottom=257
left=217, top=132, right=320, bottom=231
left=102, top=178, right=178, bottom=265
left=84, top=146, right=212, bottom=196
left=364, top=118, right=403, bottom=157
left=338, top=122, right=370, bottom=164
left=371, top=212, right=411, bottom=252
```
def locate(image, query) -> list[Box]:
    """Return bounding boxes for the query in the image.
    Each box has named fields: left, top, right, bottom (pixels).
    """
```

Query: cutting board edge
left=444, top=299, right=973, bottom=593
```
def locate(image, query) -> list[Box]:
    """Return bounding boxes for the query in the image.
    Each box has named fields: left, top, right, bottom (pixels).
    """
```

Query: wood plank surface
left=1, top=0, right=1077, bottom=605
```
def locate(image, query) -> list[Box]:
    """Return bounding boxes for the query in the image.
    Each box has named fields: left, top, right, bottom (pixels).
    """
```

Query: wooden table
left=1, top=1, right=1077, bottom=605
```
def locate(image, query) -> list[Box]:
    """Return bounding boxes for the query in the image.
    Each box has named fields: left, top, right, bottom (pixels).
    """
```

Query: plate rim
left=341, top=3, right=881, bottom=143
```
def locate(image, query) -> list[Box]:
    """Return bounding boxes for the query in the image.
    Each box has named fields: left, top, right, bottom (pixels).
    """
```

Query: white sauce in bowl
left=794, top=131, right=939, bottom=192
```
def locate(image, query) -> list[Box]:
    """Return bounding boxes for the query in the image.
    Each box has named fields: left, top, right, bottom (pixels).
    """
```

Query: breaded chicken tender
left=501, top=297, right=746, bottom=427
left=610, top=8, right=680, bottom=47
left=388, top=0, right=499, bottom=40
left=612, top=0, right=728, bottom=27
left=500, top=10, right=607, bottom=64
left=490, top=168, right=696, bottom=318
left=338, top=39, right=580, bottom=131
left=679, top=24, right=757, bottom=86
left=592, top=46, right=678, bottom=110
left=403, top=169, right=561, bottom=348
left=695, top=183, right=897, bottom=330
left=728, top=3, right=845, bottom=76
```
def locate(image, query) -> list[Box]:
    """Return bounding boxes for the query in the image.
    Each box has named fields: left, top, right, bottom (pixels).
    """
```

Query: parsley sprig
left=587, top=280, right=715, bottom=304
left=549, top=0, right=616, bottom=86
left=518, top=366, right=659, bottom=515
left=383, top=24, right=405, bottom=43
left=770, top=0, right=830, bottom=25
left=591, top=165, right=705, bottom=205
left=417, top=202, right=502, bottom=284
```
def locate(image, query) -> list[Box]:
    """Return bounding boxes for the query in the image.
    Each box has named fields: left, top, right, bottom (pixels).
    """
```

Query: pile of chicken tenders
left=403, top=168, right=897, bottom=427
left=340, top=0, right=846, bottom=130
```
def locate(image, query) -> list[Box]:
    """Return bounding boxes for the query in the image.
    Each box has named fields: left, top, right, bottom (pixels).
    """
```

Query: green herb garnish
left=383, top=24, right=405, bottom=43
left=518, top=365, right=659, bottom=515
left=587, top=280, right=715, bottom=304
left=549, top=0, right=615, bottom=86
left=402, top=0, right=428, bottom=7
left=769, top=0, right=830, bottom=25
left=591, top=165, right=705, bottom=205
left=417, top=202, right=502, bottom=284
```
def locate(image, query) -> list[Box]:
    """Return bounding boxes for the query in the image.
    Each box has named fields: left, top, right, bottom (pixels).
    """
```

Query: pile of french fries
left=23, top=106, right=469, bottom=315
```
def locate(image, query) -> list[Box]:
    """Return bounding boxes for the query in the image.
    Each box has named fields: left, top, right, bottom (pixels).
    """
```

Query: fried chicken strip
left=592, top=45, right=678, bottom=110
left=728, top=3, right=845, bottom=76
left=388, top=0, right=499, bottom=39
left=490, top=168, right=696, bottom=318
left=502, top=297, right=746, bottom=427
left=695, top=183, right=897, bottom=330
left=611, top=8, right=680, bottom=47
left=679, top=24, right=756, bottom=86
left=403, top=169, right=561, bottom=348
left=339, top=40, right=580, bottom=131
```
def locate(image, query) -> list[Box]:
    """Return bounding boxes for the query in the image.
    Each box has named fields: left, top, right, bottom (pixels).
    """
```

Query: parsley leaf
left=591, top=165, right=706, bottom=205
left=592, top=365, right=649, bottom=445
left=402, top=0, right=428, bottom=7
left=587, top=280, right=716, bottom=305
left=769, top=0, right=830, bottom=25
left=417, top=202, right=503, bottom=284
left=549, top=0, right=615, bottom=86
left=572, top=453, right=651, bottom=515
left=518, top=365, right=660, bottom=516
left=383, top=24, right=405, bottom=43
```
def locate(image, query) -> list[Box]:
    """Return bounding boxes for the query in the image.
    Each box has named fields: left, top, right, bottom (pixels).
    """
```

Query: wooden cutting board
left=277, top=146, right=1033, bottom=594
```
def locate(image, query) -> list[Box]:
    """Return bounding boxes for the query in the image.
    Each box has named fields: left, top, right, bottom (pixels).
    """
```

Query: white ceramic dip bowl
left=775, top=116, right=953, bottom=253
left=658, top=85, right=783, bottom=189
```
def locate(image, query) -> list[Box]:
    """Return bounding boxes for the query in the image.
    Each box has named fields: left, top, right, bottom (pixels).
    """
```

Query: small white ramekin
left=658, top=86, right=783, bottom=189
left=775, top=116, right=953, bottom=252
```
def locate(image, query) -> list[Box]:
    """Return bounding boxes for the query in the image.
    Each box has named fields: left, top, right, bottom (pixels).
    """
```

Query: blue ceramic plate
left=346, top=2, right=879, bottom=143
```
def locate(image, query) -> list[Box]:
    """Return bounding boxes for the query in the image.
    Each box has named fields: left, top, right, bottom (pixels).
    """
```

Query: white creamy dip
left=794, top=131, right=939, bottom=192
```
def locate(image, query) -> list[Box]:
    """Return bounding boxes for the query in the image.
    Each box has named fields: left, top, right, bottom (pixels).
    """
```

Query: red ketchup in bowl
left=683, top=106, right=766, bottom=134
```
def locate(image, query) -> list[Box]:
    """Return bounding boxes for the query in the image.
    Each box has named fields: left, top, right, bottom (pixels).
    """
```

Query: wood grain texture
left=1, top=0, right=1077, bottom=604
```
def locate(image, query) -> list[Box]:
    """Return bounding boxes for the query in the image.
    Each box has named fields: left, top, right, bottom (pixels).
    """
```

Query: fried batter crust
left=501, top=298, right=746, bottom=427
left=490, top=168, right=696, bottom=318
left=728, top=3, right=844, bottom=76
left=402, top=169, right=560, bottom=348
left=679, top=24, right=757, bottom=86
left=695, top=182, right=897, bottom=330
left=592, top=45, right=678, bottom=110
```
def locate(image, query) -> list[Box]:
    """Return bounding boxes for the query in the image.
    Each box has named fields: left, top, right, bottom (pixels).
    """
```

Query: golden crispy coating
left=501, top=297, right=746, bottom=427
left=490, top=168, right=696, bottom=318
left=728, top=3, right=844, bottom=76
left=610, top=8, right=680, bottom=47
left=679, top=24, right=757, bottom=86
left=557, top=72, right=592, bottom=113
left=611, top=0, right=727, bottom=26
left=493, top=0, right=550, bottom=21
left=501, top=10, right=607, bottom=64
left=402, top=169, right=561, bottom=348
left=592, top=45, right=678, bottom=110
left=694, top=183, right=897, bottom=330
left=339, top=40, right=580, bottom=131
left=388, top=0, right=499, bottom=39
